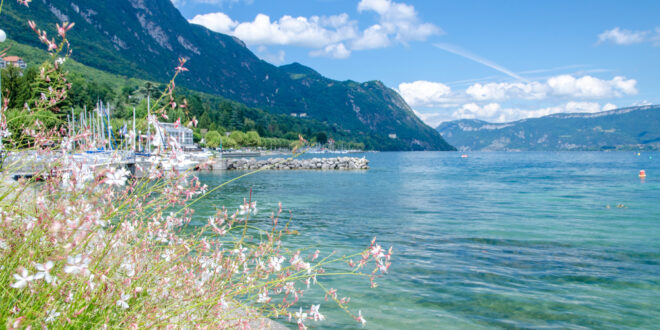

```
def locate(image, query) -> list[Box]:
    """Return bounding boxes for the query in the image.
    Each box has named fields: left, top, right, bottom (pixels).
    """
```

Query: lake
left=194, top=151, right=660, bottom=329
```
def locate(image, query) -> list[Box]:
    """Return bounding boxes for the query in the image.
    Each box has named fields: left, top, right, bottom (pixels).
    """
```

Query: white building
left=0, top=56, right=27, bottom=69
left=159, top=122, right=194, bottom=147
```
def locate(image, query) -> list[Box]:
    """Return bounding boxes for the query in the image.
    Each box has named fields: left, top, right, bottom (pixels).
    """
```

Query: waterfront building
left=159, top=122, right=194, bottom=148
left=1, top=56, right=27, bottom=69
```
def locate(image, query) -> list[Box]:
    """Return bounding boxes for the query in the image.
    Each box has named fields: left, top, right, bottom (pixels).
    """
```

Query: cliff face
left=3, top=0, right=454, bottom=150
left=437, top=105, right=660, bottom=151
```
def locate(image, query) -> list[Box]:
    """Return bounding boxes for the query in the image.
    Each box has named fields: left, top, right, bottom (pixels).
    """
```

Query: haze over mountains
left=2, top=0, right=453, bottom=151
left=437, top=105, right=660, bottom=151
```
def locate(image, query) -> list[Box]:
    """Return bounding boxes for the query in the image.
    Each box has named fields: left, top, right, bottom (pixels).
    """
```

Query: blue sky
left=172, top=0, right=660, bottom=126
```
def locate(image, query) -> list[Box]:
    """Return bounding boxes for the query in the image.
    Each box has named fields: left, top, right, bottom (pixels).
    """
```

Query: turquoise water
left=194, top=152, right=660, bottom=329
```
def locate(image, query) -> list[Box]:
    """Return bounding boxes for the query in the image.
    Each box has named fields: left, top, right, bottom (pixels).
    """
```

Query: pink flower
left=295, top=307, right=308, bottom=329
left=309, top=304, right=325, bottom=321
left=175, top=57, right=189, bottom=73
left=56, top=22, right=75, bottom=38
left=356, top=310, right=366, bottom=327
left=17, top=0, right=32, bottom=7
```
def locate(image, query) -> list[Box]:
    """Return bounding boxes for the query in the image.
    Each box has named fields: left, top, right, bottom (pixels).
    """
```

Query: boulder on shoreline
left=216, top=157, right=369, bottom=171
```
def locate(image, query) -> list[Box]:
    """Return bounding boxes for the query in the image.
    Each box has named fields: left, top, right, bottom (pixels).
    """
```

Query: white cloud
left=602, top=103, right=617, bottom=111
left=399, top=75, right=637, bottom=111
left=351, top=24, right=391, bottom=50
left=357, top=0, right=441, bottom=44
left=189, top=0, right=439, bottom=60
left=434, top=43, right=528, bottom=82
left=547, top=75, right=637, bottom=98
left=466, top=81, right=547, bottom=101
left=188, top=12, right=237, bottom=34
left=450, top=101, right=616, bottom=123
left=397, top=81, right=452, bottom=107
left=632, top=100, right=653, bottom=107
left=310, top=43, right=351, bottom=59
left=193, top=13, right=359, bottom=48
left=598, top=27, right=660, bottom=46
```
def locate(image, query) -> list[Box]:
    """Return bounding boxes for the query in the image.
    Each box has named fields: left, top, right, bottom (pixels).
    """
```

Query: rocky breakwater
left=220, top=157, right=369, bottom=170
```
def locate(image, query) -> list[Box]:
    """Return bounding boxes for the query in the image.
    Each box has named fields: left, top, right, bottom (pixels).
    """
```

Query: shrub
left=245, top=130, right=261, bottom=147
left=229, top=130, right=246, bottom=146
left=0, top=6, right=391, bottom=329
left=221, top=136, right=238, bottom=149
left=205, top=130, right=221, bottom=149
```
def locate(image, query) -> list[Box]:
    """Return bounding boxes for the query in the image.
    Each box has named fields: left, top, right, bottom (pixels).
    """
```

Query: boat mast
left=133, top=107, right=136, bottom=151
left=147, top=92, right=151, bottom=154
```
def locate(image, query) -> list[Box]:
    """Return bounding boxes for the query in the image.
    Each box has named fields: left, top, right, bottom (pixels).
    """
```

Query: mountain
left=436, top=105, right=660, bottom=151
left=2, top=0, right=453, bottom=151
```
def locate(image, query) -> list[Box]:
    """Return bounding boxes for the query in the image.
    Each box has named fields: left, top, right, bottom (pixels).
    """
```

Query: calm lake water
left=193, top=152, right=660, bottom=329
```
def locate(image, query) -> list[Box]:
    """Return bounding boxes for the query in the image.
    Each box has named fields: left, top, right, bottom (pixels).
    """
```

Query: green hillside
left=436, top=106, right=660, bottom=151
left=1, top=0, right=453, bottom=151
left=0, top=40, right=363, bottom=149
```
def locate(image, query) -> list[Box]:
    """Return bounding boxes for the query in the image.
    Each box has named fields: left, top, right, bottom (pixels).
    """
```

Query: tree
left=205, top=130, right=222, bottom=149
left=221, top=136, right=238, bottom=149
left=230, top=106, right=243, bottom=130
left=229, top=130, right=246, bottom=146
left=1, top=65, right=34, bottom=109
left=315, top=132, right=328, bottom=145
left=245, top=130, right=261, bottom=147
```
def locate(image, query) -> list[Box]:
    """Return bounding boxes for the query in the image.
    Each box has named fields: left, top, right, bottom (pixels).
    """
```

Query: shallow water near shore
left=192, top=151, right=660, bottom=329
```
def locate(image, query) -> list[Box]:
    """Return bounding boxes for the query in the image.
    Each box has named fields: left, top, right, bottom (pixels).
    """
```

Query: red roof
left=3, top=56, right=22, bottom=62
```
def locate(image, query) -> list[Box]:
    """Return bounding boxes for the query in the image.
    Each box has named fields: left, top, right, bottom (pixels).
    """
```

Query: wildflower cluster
left=0, top=3, right=392, bottom=329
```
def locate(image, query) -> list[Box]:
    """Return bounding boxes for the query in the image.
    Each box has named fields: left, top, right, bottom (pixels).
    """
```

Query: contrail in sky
left=434, top=43, right=529, bottom=83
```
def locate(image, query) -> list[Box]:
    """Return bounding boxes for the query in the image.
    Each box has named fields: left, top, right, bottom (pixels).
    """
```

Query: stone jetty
left=217, top=157, right=368, bottom=170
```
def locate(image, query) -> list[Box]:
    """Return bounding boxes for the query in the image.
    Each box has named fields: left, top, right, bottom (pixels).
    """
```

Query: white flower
left=268, top=256, right=285, bottom=272
left=34, top=261, right=57, bottom=284
left=257, top=290, right=271, bottom=303
left=310, top=304, right=325, bottom=321
left=295, top=307, right=308, bottom=325
left=63, top=254, right=90, bottom=275
left=116, top=293, right=130, bottom=309
left=0, top=239, right=8, bottom=250
left=357, top=310, right=366, bottom=327
left=45, top=309, right=60, bottom=323
left=120, top=261, right=136, bottom=277
left=105, top=168, right=130, bottom=186
left=10, top=269, right=34, bottom=288
left=238, top=201, right=257, bottom=215
left=88, top=274, right=96, bottom=291
left=161, top=249, right=173, bottom=262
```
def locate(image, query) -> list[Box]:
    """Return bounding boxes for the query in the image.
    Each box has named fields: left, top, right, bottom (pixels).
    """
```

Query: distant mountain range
left=436, top=105, right=660, bottom=151
left=2, top=0, right=453, bottom=151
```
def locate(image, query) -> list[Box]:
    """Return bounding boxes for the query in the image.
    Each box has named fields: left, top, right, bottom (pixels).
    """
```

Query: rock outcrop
left=218, top=157, right=369, bottom=171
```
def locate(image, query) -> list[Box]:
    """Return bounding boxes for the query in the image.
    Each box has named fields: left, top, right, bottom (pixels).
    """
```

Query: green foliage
left=0, top=1, right=454, bottom=151
left=245, top=130, right=261, bottom=147
left=0, top=38, right=419, bottom=151
left=315, top=132, right=328, bottom=145
left=1, top=65, right=36, bottom=109
left=229, top=131, right=246, bottom=145
left=205, top=130, right=221, bottom=149
left=221, top=136, right=237, bottom=149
